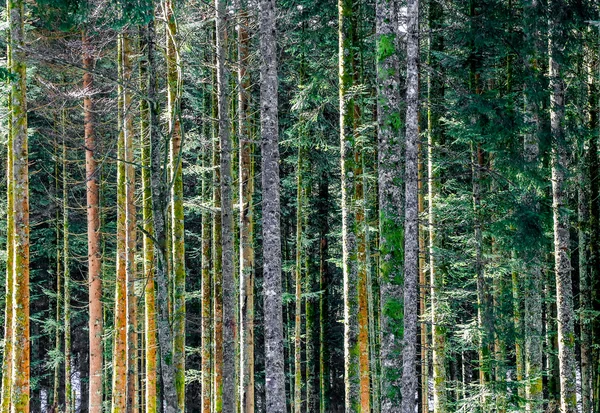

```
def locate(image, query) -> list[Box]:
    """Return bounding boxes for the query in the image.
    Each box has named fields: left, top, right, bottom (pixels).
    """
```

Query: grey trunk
left=401, top=0, right=419, bottom=412
left=259, top=1, right=287, bottom=412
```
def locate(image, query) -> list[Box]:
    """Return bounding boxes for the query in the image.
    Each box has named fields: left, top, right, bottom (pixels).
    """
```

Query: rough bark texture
left=294, top=151, right=304, bottom=413
left=237, top=3, right=255, bottom=412
left=123, top=32, right=139, bottom=413
left=62, top=135, right=72, bottom=413
left=147, top=14, right=179, bottom=412
left=427, top=1, right=446, bottom=411
left=7, top=0, right=30, bottom=410
left=83, top=29, right=104, bottom=413
left=259, top=1, right=287, bottom=411
left=338, top=0, right=360, bottom=410
left=215, top=1, right=236, bottom=410
left=112, top=34, right=128, bottom=413
left=402, top=1, right=419, bottom=412
left=139, top=22, right=158, bottom=413
left=201, top=128, right=212, bottom=413
left=165, top=1, right=186, bottom=408
left=1, top=15, right=15, bottom=411
left=548, top=2, right=577, bottom=411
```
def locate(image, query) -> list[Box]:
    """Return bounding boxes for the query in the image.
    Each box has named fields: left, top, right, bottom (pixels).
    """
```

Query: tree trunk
left=201, top=111, right=213, bottom=413
left=62, top=119, right=72, bottom=413
left=212, top=62, right=224, bottom=413
left=1, top=22, right=15, bottom=413
left=139, top=22, right=157, bottom=413
left=338, top=0, right=360, bottom=410
left=7, top=0, right=30, bottom=410
left=112, top=33, right=128, bottom=413
left=83, top=28, right=104, bottom=413
left=548, top=2, right=577, bottom=411
left=122, top=31, right=139, bottom=413
left=294, top=150, right=304, bottom=413
left=164, top=1, right=186, bottom=408
left=237, top=2, right=255, bottom=412
left=402, top=0, right=419, bottom=412
left=317, top=176, right=329, bottom=413
left=259, top=0, right=287, bottom=411
left=145, top=12, right=179, bottom=411
left=215, top=1, right=236, bottom=410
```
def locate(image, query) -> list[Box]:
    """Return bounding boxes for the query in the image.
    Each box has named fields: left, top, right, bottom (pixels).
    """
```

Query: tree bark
left=237, top=2, right=255, bottom=412
left=259, top=0, right=287, bottom=411
left=215, top=1, right=236, bottom=410
left=112, top=33, right=128, bottom=413
left=62, top=119, right=72, bottom=413
left=83, top=28, right=104, bottom=413
left=164, top=1, right=186, bottom=408
left=7, top=0, right=30, bottom=410
left=139, top=22, right=158, bottom=413
left=548, top=2, right=577, bottom=411
left=146, top=12, right=179, bottom=411
left=401, top=0, right=419, bottom=412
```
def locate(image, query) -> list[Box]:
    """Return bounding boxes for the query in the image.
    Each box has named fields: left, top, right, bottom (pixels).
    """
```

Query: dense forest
left=0, top=0, right=599, bottom=412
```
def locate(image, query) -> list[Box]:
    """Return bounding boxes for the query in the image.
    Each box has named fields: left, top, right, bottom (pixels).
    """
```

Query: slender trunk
left=548, top=2, right=577, bottom=411
left=402, top=0, right=419, bottom=412
left=122, top=31, right=139, bottom=413
left=418, top=145, right=428, bottom=413
left=7, top=0, right=29, bottom=410
left=53, top=143, right=61, bottom=410
left=339, top=0, right=360, bottom=409
left=212, top=61, right=224, bottom=413
left=62, top=117, right=72, bottom=413
left=112, top=33, right=128, bottom=413
left=147, top=9, right=178, bottom=409
left=215, top=1, right=236, bottom=410
left=294, top=150, right=304, bottom=413
left=1, top=22, right=14, bottom=411
left=201, top=115, right=213, bottom=413
left=522, top=2, right=543, bottom=411
left=428, top=2, right=446, bottom=411
left=318, top=176, right=329, bottom=413
left=83, top=29, right=104, bottom=413
left=139, top=22, right=157, bottom=413
left=164, top=1, right=186, bottom=408
left=259, top=0, right=287, bottom=411
left=237, top=3, right=255, bottom=412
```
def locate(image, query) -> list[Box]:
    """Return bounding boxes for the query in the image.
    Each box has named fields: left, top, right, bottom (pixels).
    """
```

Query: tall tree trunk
left=112, top=33, right=128, bottom=413
left=139, top=22, right=158, bottom=413
left=53, top=144, right=61, bottom=411
left=427, top=1, right=446, bottom=411
left=1, top=21, right=15, bottom=413
left=201, top=114, right=213, bottom=413
left=579, top=34, right=596, bottom=413
left=548, top=1, right=576, bottom=411
left=146, top=8, right=178, bottom=410
left=237, top=2, right=255, bottom=412
left=294, top=150, right=305, bottom=413
left=338, top=0, right=360, bottom=409
left=164, top=0, right=186, bottom=408
left=522, top=2, right=543, bottom=411
left=83, top=29, right=104, bottom=413
left=215, top=1, right=236, bottom=410
left=62, top=119, right=72, bottom=413
left=7, top=0, right=30, bottom=410
left=122, top=31, right=139, bottom=413
left=259, top=0, right=287, bottom=411
left=317, top=176, right=329, bottom=413
left=402, top=0, right=419, bottom=412
left=212, top=58, right=224, bottom=413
